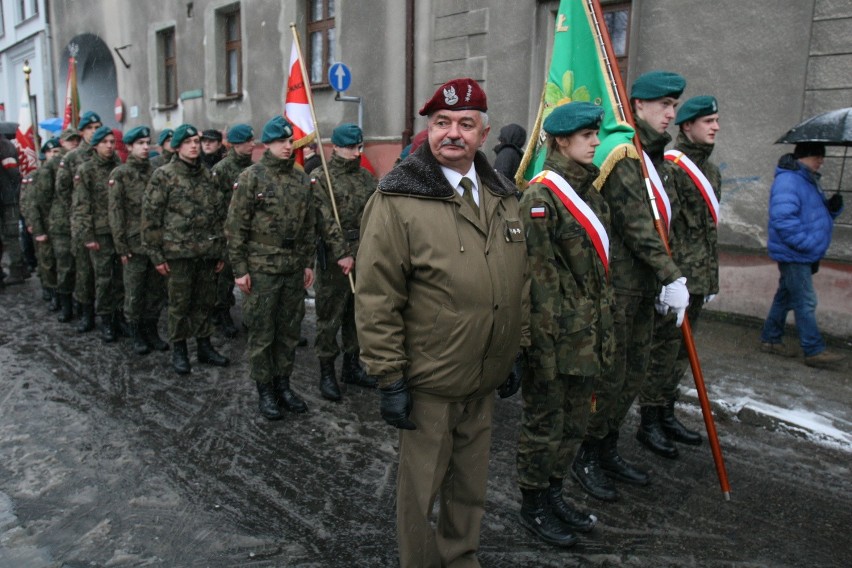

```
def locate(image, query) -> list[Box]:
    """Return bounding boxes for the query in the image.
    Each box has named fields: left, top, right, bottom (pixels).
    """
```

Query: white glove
left=654, top=298, right=669, bottom=316
left=661, top=277, right=689, bottom=311
left=673, top=305, right=686, bottom=327
left=704, top=294, right=717, bottom=304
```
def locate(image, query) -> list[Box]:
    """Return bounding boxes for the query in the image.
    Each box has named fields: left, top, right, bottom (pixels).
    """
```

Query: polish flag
left=284, top=39, right=315, bottom=165
left=14, top=87, right=38, bottom=175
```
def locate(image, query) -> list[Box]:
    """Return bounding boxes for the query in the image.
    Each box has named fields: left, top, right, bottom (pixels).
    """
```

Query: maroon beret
left=419, top=78, right=488, bottom=116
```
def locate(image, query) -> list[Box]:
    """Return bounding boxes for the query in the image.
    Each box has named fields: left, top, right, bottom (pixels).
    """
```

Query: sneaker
left=804, top=350, right=845, bottom=369
left=760, top=342, right=799, bottom=358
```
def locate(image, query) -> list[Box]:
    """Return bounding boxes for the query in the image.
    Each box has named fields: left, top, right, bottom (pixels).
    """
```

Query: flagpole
left=22, top=60, right=40, bottom=155
left=289, top=23, right=355, bottom=293
left=588, top=0, right=731, bottom=500
left=515, top=80, right=547, bottom=189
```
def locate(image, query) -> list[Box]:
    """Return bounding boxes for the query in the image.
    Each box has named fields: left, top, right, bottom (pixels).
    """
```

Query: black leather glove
left=498, top=350, right=527, bottom=399
left=379, top=378, right=416, bottom=430
left=827, top=193, right=843, bottom=214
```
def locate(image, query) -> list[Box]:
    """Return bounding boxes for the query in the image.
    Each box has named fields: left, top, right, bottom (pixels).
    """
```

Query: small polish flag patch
left=530, top=206, right=547, bottom=218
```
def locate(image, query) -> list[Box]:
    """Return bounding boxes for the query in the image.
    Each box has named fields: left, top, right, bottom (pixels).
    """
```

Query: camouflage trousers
left=214, top=258, right=235, bottom=312
left=123, top=253, right=167, bottom=323
left=585, top=293, right=655, bottom=440
left=50, top=233, right=75, bottom=294
left=0, top=204, right=25, bottom=277
left=73, top=240, right=95, bottom=305
left=243, top=271, right=306, bottom=384
left=166, top=257, right=218, bottom=342
left=35, top=237, right=57, bottom=289
left=640, top=294, right=705, bottom=406
left=89, top=235, right=124, bottom=317
left=517, top=369, right=596, bottom=490
left=314, top=265, right=357, bottom=359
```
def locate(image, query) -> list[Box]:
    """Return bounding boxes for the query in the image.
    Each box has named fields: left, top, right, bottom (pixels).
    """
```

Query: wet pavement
left=1, top=277, right=850, bottom=567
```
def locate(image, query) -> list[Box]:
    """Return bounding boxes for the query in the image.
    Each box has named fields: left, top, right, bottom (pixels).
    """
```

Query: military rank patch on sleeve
left=530, top=206, right=547, bottom=218
left=108, top=179, right=115, bottom=186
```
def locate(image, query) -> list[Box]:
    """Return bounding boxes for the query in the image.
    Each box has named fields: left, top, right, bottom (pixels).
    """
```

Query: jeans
left=760, top=262, right=825, bottom=356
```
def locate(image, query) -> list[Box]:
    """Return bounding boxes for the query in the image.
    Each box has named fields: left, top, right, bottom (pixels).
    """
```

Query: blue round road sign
left=328, top=62, right=352, bottom=92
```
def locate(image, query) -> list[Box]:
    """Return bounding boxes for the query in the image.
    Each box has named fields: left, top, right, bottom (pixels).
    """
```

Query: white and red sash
left=642, top=151, right=671, bottom=233
left=664, top=149, right=720, bottom=225
left=531, top=170, right=610, bottom=276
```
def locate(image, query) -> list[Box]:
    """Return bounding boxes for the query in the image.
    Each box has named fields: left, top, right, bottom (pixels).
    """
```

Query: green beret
left=158, top=129, right=174, bottom=146
left=331, top=123, right=363, bottom=146
left=77, top=111, right=102, bottom=130
left=171, top=124, right=199, bottom=148
left=227, top=123, right=254, bottom=144
left=675, top=95, right=718, bottom=125
left=59, top=127, right=81, bottom=142
left=261, top=116, right=293, bottom=143
left=89, top=125, right=113, bottom=146
left=123, top=126, right=151, bottom=145
left=630, top=70, right=686, bottom=101
left=543, top=102, right=604, bottom=136
left=41, top=137, right=61, bottom=153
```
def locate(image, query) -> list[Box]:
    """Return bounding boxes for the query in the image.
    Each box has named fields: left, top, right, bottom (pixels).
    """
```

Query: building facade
left=46, top=0, right=852, bottom=260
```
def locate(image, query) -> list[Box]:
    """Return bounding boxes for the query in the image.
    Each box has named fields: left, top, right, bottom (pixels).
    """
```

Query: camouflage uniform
left=21, top=169, right=58, bottom=290
left=311, top=154, right=375, bottom=359
left=46, top=149, right=76, bottom=296
left=226, top=150, right=315, bottom=385
left=516, top=151, right=615, bottom=489
left=211, top=148, right=254, bottom=317
left=58, top=143, right=96, bottom=305
left=587, top=118, right=682, bottom=440
left=142, top=156, right=227, bottom=342
left=109, top=155, right=166, bottom=325
left=641, top=132, right=720, bottom=406
left=0, top=137, right=25, bottom=282
left=73, top=151, right=124, bottom=318
left=149, top=150, right=174, bottom=170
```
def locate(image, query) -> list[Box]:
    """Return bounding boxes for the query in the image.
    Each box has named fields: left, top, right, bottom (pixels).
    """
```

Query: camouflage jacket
left=211, top=148, right=253, bottom=205
left=57, top=142, right=95, bottom=242
left=25, top=151, right=66, bottom=236
left=108, top=155, right=153, bottom=256
left=142, top=156, right=227, bottom=265
left=150, top=150, right=174, bottom=170
left=45, top=151, right=72, bottom=236
left=310, top=154, right=376, bottom=261
left=600, top=118, right=681, bottom=297
left=73, top=151, right=122, bottom=242
left=520, top=151, right=615, bottom=377
left=226, top=151, right=316, bottom=276
left=662, top=132, right=721, bottom=295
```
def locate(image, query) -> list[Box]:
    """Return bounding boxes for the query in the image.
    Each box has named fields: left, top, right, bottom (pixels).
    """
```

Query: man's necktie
left=460, top=177, right=479, bottom=216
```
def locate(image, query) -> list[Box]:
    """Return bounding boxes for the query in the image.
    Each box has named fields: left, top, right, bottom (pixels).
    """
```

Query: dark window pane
left=311, top=0, right=323, bottom=22
left=604, top=9, right=628, bottom=57
left=227, top=50, right=239, bottom=94
left=328, top=0, right=335, bottom=17
left=227, top=14, right=239, bottom=41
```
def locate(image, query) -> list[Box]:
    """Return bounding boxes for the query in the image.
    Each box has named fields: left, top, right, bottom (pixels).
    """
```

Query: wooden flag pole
left=289, top=23, right=355, bottom=293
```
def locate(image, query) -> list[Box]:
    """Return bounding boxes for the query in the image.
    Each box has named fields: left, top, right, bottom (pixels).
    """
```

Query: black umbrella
left=776, top=107, right=852, bottom=146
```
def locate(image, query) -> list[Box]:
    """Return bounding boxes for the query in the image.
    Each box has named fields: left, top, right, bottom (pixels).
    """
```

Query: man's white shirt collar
left=440, top=163, right=479, bottom=206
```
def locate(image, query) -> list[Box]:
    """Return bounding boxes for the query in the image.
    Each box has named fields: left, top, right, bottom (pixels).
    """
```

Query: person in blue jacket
left=760, top=142, right=844, bottom=368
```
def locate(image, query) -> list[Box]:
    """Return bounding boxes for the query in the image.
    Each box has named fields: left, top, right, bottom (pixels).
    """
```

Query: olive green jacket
left=355, top=144, right=530, bottom=401
left=56, top=141, right=93, bottom=242
left=109, top=155, right=153, bottom=256
left=73, top=151, right=121, bottom=243
left=520, top=151, right=615, bottom=377
left=600, top=118, right=681, bottom=297
left=226, top=151, right=316, bottom=276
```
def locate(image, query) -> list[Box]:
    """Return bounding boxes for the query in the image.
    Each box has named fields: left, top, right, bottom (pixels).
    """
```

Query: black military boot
left=197, top=337, right=229, bottom=367
left=319, top=357, right=342, bottom=401
left=298, top=336, right=308, bottom=347
left=172, top=340, right=191, bottom=375
left=99, top=314, right=118, bottom=343
left=76, top=303, right=95, bottom=333
left=275, top=375, right=308, bottom=413
left=219, top=309, right=238, bottom=338
left=257, top=381, right=284, bottom=420
left=546, top=478, right=597, bottom=533
left=341, top=352, right=377, bottom=388
left=41, top=287, right=52, bottom=302
left=598, top=431, right=650, bottom=485
left=571, top=439, right=619, bottom=502
left=48, top=289, right=61, bottom=312
left=143, top=319, right=170, bottom=351
left=518, top=489, right=578, bottom=547
left=57, top=293, right=74, bottom=323
left=636, top=406, right=679, bottom=459
left=114, top=310, right=132, bottom=338
left=129, top=322, right=151, bottom=355
left=661, top=399, right=702, bottom=445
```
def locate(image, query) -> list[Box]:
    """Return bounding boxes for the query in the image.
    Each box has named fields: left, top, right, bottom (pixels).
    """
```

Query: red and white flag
left=62, top=56, right=80, bottom=130
left=284, top=38, right=315, bottom=165
left=14, top=87, right=38, bottom=175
